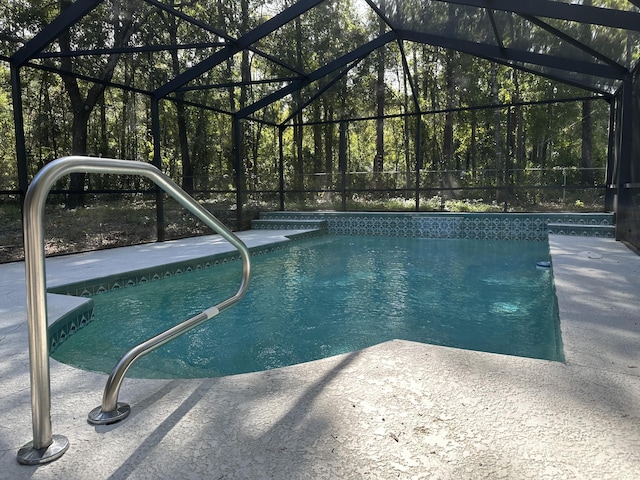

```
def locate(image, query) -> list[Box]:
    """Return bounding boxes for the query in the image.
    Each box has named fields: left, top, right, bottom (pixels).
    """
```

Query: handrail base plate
left=88, top=402, right=131, bottom=425
left=17, top=434, right=69, bottom=465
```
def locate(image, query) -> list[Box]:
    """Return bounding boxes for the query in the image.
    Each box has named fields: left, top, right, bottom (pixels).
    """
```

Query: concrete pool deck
left=0, top=231, right=638, bottom=479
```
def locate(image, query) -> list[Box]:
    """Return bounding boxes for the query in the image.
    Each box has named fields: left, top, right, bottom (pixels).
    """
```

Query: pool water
left=52, top=236, right=563, bottom=378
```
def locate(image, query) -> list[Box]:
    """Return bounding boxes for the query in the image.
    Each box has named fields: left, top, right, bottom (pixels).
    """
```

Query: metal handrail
left=17, top=156, right=251, bottom=465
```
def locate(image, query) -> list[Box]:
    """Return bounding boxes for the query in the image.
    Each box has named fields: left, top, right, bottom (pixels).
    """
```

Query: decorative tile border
left=49, top=300, right=94, bottom=354
left=257, top=212, right=615, bottom=241
left=251, top=219, right=329, bottom=232
left=49, top=243, right=289, bottom=298
left=547, top=224, right=615, bottom=237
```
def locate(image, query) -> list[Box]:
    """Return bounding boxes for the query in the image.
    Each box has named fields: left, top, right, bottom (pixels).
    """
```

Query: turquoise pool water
left=51, top=236, right=563, bottom=378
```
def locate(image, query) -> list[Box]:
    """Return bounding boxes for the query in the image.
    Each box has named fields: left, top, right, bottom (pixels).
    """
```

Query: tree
left=580, top=0, right=595, bottom=186
left=57, top=0, right=144, bottom=207
left=0, top=68, right=16, bottom=190
left=488, top=64, right=503, bottom=203
left=164, top=1, right=194, bottom=194
left=374, top=0, right=386, bottom=178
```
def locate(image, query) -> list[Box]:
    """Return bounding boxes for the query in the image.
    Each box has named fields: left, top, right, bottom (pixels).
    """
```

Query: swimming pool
left=51, top=236, right=563, bottom=378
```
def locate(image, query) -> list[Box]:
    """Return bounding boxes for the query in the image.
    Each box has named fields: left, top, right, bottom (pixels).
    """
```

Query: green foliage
left=0, top=0, right=632, bottom=212
left=0, top=67, right=16, bottom=190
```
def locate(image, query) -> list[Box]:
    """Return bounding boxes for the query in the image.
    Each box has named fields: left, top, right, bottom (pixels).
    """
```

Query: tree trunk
left=442, top=51, right=455, bottom=173
left=470, top=110, right=477, bottom=179
left=324, top=103, right=334, bottom=189
left=430, top=85, right=438, bottom=171
left=295, top=114, right=304, bottom=191
left=167, top=3, right=194, bottom=194
left=491, top=65, right=503, bottom=202
left=58, top=0, right=139, bottom=208
left=176, top=101, right=193, bottom=193
left=250, top=121, right=262, bottom=190
left=68, top=108, right=91, bottom=207
left=512, top=70, right=524, bottom=186
left=100, top=93, right=109, bottom=158
left=581, top=99, right=594, bottom=185
left=374, top=0, right=386, bottom=179
left=313, top=104, right=323, bottom=174
left=293, top=15, right=304, bottom=192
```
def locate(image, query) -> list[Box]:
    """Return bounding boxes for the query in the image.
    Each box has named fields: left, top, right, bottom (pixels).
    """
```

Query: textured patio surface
left=1, top=231, right=639, bottom=479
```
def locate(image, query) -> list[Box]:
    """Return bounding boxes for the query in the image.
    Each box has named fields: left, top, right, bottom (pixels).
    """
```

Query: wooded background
left=1, top=0, right=638, bottom=259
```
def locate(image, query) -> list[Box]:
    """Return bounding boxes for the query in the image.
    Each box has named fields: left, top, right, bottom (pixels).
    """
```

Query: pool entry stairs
left=252, top=211, right=615, bottom=240
left=545, top=213, right=615, bottom=237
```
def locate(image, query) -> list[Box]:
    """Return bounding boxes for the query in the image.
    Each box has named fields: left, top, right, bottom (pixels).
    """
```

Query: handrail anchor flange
left=88, top=402, right=131, bottom=425
left=17, top=435, right=69, bottom=465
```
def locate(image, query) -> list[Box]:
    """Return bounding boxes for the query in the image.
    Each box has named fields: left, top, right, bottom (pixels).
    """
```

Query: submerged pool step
left=251, top=218, right=328, bottom=232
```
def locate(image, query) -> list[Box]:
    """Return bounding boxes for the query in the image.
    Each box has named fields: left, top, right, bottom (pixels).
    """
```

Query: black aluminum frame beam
left=144, top=0, right=306, bottom=77
left=436, top=0, right=640, bottom=31
left=11, top=0, right=104, bottom=66
left=396, top=39, right=421, bottom=114
left=486, top=9, right=505, bottom=51
left=280, top=59, right=364, bottom=126
left=397, top=30, right=626, bottom=81
left=236, top=31, right=396, bottom=120
left=33, top=42, right=228, bottom=58
left=26, top=60, right=151, bottom=96
left=297, top=94, right=607, bottom=127
left=521, top=15, right=627, bottom=74
left=495, top=60, right=611, bottom=96
left=166, top=95, right=234, bottom=118
left=144, top=0, right=228, bottom=38
left=176, top=77, right=303, bottom=92
left=154, top=0, right=326, bottom=99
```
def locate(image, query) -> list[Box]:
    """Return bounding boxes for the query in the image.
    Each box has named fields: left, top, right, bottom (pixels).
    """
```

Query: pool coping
left=0, top=229, right=639, bottom=478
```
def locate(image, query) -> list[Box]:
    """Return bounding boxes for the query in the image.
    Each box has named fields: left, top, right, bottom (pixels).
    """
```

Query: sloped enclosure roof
left=7, top=0, right=640, bottom=125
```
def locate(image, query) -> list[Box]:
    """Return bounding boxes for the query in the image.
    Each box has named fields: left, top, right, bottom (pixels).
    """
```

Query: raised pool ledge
left=255, top=211, right=615, bottom=240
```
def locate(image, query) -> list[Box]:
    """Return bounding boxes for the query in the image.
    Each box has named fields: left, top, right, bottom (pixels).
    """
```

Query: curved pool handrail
left=18, top=156, right=251, bottom=464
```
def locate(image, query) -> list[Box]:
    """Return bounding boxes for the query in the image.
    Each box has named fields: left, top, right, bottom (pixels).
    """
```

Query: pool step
left=251, top=218, right=329, bottom=232
left=547, top=222, right=615, bottom=237
left=546, top=212, right=615, bottom=237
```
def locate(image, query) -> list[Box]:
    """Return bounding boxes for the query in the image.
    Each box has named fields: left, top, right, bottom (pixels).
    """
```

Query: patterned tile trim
left=252, top=219, right=329, bottom=232
left=48, top=300, right=94, bottom=354
left=547, top=224, right=615, bottom=237
left=49, top=243, right=292, bottom=298
left=259, top=212, right=615, bottom=241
